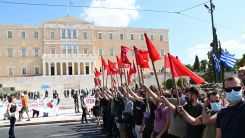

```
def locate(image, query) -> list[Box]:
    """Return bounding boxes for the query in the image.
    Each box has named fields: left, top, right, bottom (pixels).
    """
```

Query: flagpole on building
left=168, top=53, right=180, bottom=105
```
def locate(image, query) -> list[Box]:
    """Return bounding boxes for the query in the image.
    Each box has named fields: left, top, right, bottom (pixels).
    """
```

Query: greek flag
left=212, top=53, right=221, bottom=72
left=220, top=50, right=237, bottom=68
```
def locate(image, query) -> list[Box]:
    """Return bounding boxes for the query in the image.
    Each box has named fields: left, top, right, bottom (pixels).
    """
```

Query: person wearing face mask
left=216, top=77, right=245, bottom=138
left=178, top=91, right=224, bottom=138
left=161, top=86, right=205, bottom=138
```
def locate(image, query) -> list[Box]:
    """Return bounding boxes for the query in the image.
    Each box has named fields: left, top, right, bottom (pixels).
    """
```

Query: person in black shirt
left=216, top=77, right=245, bottom=138
left=73, top=91, right=80, bottom=113
left=161, top=86, right=204, bottom=138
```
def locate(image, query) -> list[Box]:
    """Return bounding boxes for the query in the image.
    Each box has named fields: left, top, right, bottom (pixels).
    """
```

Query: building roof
left=44, top=16, right=92, bottom=24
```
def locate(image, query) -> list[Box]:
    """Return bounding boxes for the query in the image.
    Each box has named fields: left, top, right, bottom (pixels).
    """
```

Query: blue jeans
left=9, top=117, right=16, bottom=138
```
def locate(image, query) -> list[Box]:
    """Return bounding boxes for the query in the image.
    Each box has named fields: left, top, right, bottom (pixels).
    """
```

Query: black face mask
left=173, top=94, right=177, bottom=98
left=185, top=96, right=191, bottom=104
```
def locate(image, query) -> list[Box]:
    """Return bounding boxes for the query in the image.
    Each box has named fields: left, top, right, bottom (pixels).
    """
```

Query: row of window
left=97, top=32, right=164, bottom=41
left=98, top=49, right=165, bottom=57
left=8, top=67, right=40, bottom=76
left=5, top=47, right=165, bottom=57
left=7, top=48, right=40, bottom=57
left=4, top=30, right=165, bottom=41
left=6, top=31, right=39, bottom=39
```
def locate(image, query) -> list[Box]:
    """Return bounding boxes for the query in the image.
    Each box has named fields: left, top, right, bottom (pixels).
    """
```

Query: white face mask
left=225, top=90, right=243, bottom=105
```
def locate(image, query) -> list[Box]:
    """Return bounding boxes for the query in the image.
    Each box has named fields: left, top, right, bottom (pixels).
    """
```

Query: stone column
left=84, top=62, right=86, bottom=75
left=78, top=62, right=80, bottom=75
left=42, top=62, right=46, bottom=76
left=48, top=62, right=51, bottom=76
left=60, top=62, right=63, bottom=75
left=66, top=62, right=69, bottom=75
left=54, top=62, right=57, bottom=76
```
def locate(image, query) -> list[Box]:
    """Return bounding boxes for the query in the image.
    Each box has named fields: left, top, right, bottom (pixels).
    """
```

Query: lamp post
left=205, top=0, right=220, bottom=83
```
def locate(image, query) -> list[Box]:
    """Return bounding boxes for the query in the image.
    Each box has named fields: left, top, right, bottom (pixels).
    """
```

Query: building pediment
left=44, top=16, right=92, bottom=25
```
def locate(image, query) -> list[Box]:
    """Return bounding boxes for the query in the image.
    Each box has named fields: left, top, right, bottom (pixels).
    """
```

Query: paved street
left=0, top=122, right=106, bottom=138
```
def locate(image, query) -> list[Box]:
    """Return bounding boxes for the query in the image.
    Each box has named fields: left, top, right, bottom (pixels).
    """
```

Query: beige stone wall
left=0, top=16, right=169, bottom=77
left=0, top=25, right=43, bottom=76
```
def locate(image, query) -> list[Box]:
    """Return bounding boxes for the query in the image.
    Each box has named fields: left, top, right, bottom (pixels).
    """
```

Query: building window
left=51, top=31, right=55, bottom=39
left=7, top=48, right=13, bottom=57
left=84, top=48, right=88, bottom=54
left=141, top=33, right=144, bottom=40
left=62, top=29, right=66, bottom=39
left=73, top=30, right=77, bottom=39
left=8, top=68, right=13, bottom=76
left=34, top=48, right=40, bottom=57
left=120, top=33, right=124, bottom=40
left=62, top=45, right=66, bottom=54
left=51, top=48, right=56, bottom=54
left=83, top=32, right=88, bottom=39
left=21, top=32, right=26, bottom=39
left=98, top=32, right=103, bottom=39
left=109, top=32, right=113, bottom=40
left=150, top=34, right=154, bottom=40
left=160, top=49, right=164, bottom=56
left=68, top=45, right=72, bottom=54
left=35, top=67, right=40, bottom=75
left=21, top=48, right=27, bottom=57
left=73, top=45, right=78, bottom=54
left=130, top=33, right=134, bottom=40
left=159, top=35, right=163, bottom=41
left=98, top=49, right=103, bottom=56
left=34, top=31, right=39, bottom=39
left=7, top=31, right=13, bottom=38
left=110, top=49, right=114, bottom=56
left=21, top=67, right=27, bottom=75
left=68, top=29, right=72, bottom=39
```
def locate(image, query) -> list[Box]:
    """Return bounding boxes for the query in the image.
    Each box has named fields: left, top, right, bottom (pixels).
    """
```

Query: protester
left=161, top=86, right=204, bottom=138
left=216, top=77, right=245, bottom=138
left=81, top=98, right=88, bottom=124
left=18, top=92, right=30, bottom=121
left=43, top=93, right=49, bottom=117
left=73, top=91, right=80, bottom=113
left=7, top=96, right=17, bottom=138
left=93, top=91, right=101, bottom=125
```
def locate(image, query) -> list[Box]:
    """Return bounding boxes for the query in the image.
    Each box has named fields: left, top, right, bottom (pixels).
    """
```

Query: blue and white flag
left=220, top=50, right=237, bottom=69
left=212, top=53, right=221, bottom=72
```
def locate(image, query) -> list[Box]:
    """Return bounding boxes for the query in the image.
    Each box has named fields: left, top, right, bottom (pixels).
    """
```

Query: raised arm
left=178, top=106, right=202, bottom=126
left=127, top=87, right=144, bottom=103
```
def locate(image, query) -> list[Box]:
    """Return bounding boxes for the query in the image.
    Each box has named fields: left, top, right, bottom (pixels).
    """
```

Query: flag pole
left=133, top=46, right=141, bottom=83
left=116, top=74, right=120, bottom=87
left=105, top=73, right=108, bottom=87
left=168, top=53, right=180, bottom=105
left=164, top=55, right=167, bottom=87
left=140, top=68, right=145, bottom=84
left=124, top=68, right=127, bottom=85
left=102, top=65, right=105, bottom=93
left=151, top=60, right=162, bottom=95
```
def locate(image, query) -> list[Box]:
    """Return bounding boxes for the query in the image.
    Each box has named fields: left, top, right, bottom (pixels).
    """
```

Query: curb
left=0, top=118, right=95, bottom=128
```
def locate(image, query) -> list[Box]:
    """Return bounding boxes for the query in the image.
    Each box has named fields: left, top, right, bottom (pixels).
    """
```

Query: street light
left=205, top=0, right=220, bottom=83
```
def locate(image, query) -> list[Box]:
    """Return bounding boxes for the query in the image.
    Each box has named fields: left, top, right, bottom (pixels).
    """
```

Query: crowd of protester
left=92, top=76, right=245, bottom=138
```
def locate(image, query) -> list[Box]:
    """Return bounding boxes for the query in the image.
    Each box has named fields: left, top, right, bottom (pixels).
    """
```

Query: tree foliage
left=193, top=55, right=200, bottom=72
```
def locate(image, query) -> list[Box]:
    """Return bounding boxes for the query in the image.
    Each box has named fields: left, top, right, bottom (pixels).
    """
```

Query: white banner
left=84, top=96, right=96, bottom=110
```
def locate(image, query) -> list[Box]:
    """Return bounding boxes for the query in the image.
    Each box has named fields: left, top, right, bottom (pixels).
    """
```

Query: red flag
left=129, top=61, right=137, bottom=75
left=116, top=55, right=122, bottom=68
left=127, top=70, right=132, bottom=84
left=101, top=56, right=108, bottom=70
left=94, top=67, right=102, bottom=77
left=164, top=55, right=170, bottom=69
left=108, top=59, right=120, bottom=74
left=94, top=77, right=101, bottom=86
left=121, top=45, right=132, bottom=67
left=134, top=46, right=150, bottom=68
left=168, top=53, right=205, bottom=84
left=144, top=33, right=161, bottom=62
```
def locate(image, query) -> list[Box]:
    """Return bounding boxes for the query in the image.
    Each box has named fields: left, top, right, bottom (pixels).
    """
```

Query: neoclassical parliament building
left=0, top=16, right=169, bottom=77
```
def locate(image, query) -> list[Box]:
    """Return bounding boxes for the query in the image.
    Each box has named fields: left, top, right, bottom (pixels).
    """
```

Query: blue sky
left=0, top=0, right=244, bottom=64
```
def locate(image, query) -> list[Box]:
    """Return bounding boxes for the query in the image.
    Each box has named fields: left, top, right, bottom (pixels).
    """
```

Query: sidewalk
left=0, top=109, right=94, bottom=128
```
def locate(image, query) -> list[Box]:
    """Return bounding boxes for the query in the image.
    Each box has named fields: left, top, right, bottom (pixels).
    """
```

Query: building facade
left=0, top=16, right=169, bottom=77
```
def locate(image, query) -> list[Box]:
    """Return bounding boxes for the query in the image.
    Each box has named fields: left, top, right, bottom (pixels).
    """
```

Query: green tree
left=177, top=77, right=188, bottom=88
left=165, top=79, right=174, bottom=89
left=236, top=53, right=245, bottom=68
left=193, top=55, right=200, bottom=72
left=185, top=64, right=194, bottom=71
left=200, top=60, right=208, bottom=72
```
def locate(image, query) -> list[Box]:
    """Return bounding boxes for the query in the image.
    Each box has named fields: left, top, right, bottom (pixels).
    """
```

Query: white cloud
left=81, top=0, right=140, bottom=27
left=188, top=35, right=245, bottom=61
